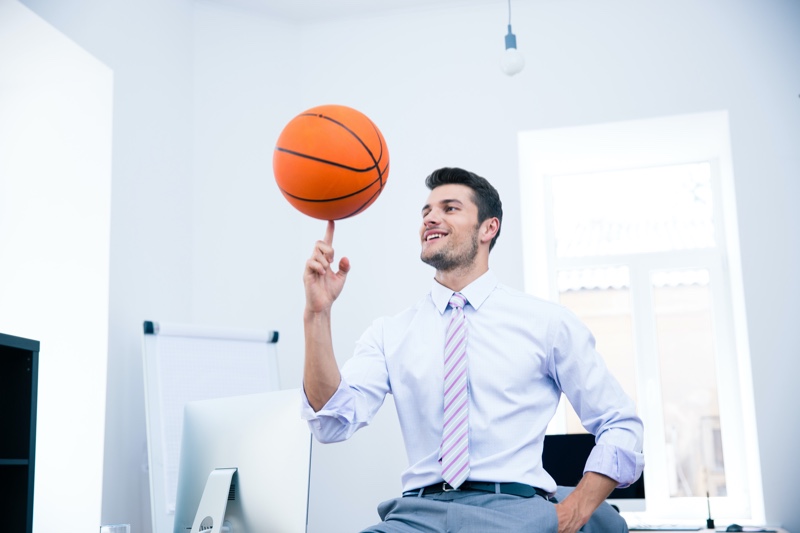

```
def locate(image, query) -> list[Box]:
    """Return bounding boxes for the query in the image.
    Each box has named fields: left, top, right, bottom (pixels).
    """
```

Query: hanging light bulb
left=500, top=0, right=524, bottom=76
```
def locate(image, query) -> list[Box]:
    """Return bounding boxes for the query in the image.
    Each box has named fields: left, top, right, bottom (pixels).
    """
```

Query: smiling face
left=420, top=184, right=482, bottom=273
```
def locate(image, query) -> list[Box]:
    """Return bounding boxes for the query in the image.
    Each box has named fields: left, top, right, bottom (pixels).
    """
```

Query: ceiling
left=212, top=0, right=499, bottom=23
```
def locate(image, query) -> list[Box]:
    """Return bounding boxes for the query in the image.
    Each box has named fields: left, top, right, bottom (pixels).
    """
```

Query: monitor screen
left=542, top=433, right=645, bottom=512
left=172, top=389, right=312, bottom=533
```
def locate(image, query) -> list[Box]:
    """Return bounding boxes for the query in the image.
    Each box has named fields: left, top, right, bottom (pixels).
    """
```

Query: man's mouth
left=425, top=232, right=447, bottom=242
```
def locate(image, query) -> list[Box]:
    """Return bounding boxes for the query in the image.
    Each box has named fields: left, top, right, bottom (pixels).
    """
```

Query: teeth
left=427, top=234, right=444, bottom=241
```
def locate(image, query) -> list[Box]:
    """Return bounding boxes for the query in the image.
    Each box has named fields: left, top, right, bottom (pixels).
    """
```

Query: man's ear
left=480, top=217, right=500, bottom=245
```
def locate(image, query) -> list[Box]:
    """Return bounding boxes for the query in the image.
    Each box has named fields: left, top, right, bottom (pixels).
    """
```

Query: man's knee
left=585, top=500, right=628, bottom=533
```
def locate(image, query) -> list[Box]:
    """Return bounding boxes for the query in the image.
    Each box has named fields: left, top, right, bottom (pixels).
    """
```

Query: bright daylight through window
left=519, top=112, right=763, bottom=522
left=552, top=163, right=725, bottom=498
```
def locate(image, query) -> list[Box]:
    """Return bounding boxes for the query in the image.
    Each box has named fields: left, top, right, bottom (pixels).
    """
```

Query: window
left=519, top=112, right=763, bottom=521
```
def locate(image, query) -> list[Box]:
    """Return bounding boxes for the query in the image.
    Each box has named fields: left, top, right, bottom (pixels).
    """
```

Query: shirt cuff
left=584, top=443, right=645, bottom=488
left=300, top=379, right=356, bottom=429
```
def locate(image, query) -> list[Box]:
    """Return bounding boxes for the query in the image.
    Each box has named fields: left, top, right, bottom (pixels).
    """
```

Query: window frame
left=518, top=112, right=764, bottom=522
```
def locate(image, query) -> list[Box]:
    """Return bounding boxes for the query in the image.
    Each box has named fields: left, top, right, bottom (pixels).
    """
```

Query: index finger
left=323, top=220, right=335, bottom=246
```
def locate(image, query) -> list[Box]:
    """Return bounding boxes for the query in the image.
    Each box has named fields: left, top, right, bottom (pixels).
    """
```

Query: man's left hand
left=555, top=500, right=587, bottom=533
left=553, top=471, right=619, bottom=533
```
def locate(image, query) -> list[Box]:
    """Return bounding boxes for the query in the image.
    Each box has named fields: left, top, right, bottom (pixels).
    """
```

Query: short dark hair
left=425, top=167, right=503, bottom=250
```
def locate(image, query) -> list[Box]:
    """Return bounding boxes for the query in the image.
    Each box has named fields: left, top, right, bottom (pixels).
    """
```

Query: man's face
left=419, top=184, right=481, bottom=272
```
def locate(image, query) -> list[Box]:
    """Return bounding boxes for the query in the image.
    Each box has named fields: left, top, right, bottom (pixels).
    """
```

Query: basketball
left=273, top=104, right=390, bottom=220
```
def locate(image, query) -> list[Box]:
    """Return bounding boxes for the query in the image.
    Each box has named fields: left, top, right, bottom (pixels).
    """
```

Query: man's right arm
left=303, top=221, right=350, bottom=411
left=303, top=308, right=341, bottom=410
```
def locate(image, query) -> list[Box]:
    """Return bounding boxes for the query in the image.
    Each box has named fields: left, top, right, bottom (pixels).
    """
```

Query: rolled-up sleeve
left=584, top=441, right=645, bottom=488
left=301, top=378, right=360, bottom=442
left=300, top=318, right=391, bottom=444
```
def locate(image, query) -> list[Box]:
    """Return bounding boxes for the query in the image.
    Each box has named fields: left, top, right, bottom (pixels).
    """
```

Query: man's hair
left=425, top=167, right=503, bottom=250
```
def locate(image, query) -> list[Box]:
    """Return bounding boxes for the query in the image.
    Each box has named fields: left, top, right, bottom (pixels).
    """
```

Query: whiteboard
left=141, top=321, right=280, bottom=533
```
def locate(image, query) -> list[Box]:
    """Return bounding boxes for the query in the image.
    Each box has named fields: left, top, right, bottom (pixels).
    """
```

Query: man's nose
left=423, top=210, right=440, bottom=226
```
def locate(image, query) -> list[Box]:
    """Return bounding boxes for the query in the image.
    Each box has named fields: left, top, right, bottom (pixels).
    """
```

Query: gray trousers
left=360, top=486, right=628, bottom=533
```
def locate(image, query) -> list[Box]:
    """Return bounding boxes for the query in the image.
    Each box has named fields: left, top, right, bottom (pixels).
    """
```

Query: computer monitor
left=172, top=389, right=312, bottom=533
left=542, top=433, right=645, bottom=512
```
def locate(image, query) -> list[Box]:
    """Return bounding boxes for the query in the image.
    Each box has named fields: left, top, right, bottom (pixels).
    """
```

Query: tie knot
left=449, top=292, right=467, bottom=310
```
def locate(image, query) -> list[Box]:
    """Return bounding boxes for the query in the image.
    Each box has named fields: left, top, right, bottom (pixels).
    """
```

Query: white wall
left=18, top=0, right=195, bottom=531
left=191, top=0, right=303, bottom=381
left=193, top=0, right=800, bottom=530
left=0, top=1, right=112, bottom=530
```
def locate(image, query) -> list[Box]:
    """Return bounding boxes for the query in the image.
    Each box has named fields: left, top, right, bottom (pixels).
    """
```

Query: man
left=302, top=167, right=644, bottom=532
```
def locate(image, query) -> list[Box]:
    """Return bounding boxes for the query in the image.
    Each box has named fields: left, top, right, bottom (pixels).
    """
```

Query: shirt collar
left=430, top=270, right=498, bottom=314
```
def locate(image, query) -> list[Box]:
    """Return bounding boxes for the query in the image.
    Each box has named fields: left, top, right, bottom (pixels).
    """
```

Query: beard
left=421, top=230, right=479, bottom=272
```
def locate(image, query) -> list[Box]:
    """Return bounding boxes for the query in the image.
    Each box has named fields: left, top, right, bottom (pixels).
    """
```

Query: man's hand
left=555, top=500, right=585, bottom=533
left=304, top=220, right=350, bottom=316
left=554, top=472, right=618, bottom=533
left=303, top=220, right=348, bottom=411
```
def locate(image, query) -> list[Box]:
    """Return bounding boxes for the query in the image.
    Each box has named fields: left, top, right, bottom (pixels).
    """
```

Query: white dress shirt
left=302, top=270, right=644, bottom=494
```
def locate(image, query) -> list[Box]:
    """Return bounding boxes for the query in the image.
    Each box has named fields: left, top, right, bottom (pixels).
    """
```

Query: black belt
left=403, top=482, right=549, bottom=499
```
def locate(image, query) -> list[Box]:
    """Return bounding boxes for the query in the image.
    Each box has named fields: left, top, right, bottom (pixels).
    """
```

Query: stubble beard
left=421, top=231, right=480, bottom=273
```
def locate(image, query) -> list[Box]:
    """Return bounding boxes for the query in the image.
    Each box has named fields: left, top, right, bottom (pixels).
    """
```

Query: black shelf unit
left=0, top=332, right=39, bottom=533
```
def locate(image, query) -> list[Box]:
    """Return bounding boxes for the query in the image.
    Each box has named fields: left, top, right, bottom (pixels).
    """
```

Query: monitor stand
left=191, top=467, right=237, bottom=533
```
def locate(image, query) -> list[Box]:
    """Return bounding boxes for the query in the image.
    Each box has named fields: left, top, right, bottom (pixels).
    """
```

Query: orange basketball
left=273, top=104, right=390, bottom=220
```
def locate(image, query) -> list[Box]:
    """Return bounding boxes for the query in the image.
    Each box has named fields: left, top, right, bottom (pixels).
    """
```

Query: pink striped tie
left=441, top=292, right=469, bottom=488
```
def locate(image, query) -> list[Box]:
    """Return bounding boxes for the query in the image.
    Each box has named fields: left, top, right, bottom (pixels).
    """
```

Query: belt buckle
left=442, top=482, right=460, bottom=492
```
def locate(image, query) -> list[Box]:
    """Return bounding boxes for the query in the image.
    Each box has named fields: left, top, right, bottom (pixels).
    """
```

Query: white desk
left=630, top=526, right=789, bottom=533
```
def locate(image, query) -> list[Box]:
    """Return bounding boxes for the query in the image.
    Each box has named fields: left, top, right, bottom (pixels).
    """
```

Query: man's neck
left=434, top=263, right=489, bottom=293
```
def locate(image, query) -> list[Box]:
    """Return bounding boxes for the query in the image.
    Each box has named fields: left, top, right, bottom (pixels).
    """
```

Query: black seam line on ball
left=279, top=177, right=382, bottom=203
left=300, top=112, right=383, bottom=173
left=275, top=146, right=379, bottom=173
